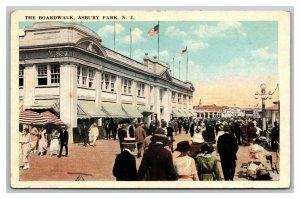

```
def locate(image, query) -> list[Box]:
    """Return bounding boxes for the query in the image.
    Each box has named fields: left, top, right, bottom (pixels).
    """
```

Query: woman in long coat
left=195, top=142, right=221, bottom=181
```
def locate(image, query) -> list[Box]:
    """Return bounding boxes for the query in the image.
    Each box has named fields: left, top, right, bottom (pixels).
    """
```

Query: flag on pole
left=180, top=46, right=187, bottom=55
left=148, top=24, right=159, bottom=36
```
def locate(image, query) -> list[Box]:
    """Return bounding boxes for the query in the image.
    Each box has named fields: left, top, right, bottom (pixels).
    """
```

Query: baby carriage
left=247, top=144, right=272, bottom=180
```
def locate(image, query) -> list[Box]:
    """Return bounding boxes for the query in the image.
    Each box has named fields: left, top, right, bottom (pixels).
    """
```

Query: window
left=189, top=96, right=192, bottom=105
left=122, top=78, right=132, bottom=95
left=77, top=66, right=81, bottom=84
left=88, top=69, right=95, bottom=88
left=82, top=67, right=88, bottom=86
left=110, top=75, right=116, bottom=92
left=101, top=72, right=116, bottom=92
left=37, top=64, right=48, bottom=85
left=19, top=65, right=24, bottom=87
left=178, top=94, right=182, bottom=104
left=36, top=63, right=61, bottom=86
left=50, top=63, right=60, bottom=84
left=172, top=92, right=176, bottom=102
left=183, top=95, right=187, bottom=104
left=137, top=82, right=145, bottom=97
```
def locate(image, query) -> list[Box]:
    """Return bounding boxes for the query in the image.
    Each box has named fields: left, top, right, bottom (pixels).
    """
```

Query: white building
left=19, top=22, right=194, bottom=143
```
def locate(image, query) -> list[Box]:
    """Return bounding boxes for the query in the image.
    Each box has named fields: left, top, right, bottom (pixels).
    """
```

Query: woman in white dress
left=38, top=127, right=48, bottom=156
left=20, top=128, right=31, bottom=169
left=49, top=129, right=60, bottom=156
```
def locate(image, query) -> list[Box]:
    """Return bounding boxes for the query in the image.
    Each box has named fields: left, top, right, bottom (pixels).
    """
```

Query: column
left=95, top=70, right=102, bottom=126
left=59, top=62, right=77, bottom=144
left=163, top=89, right=171, bottom=122
left=116, top=75, right=122, bottom=105
left=154, top=86, right=161, bottom=121
left=23, top=64, right=35, bottom=109
left=132, top=80, right=137, bottom=107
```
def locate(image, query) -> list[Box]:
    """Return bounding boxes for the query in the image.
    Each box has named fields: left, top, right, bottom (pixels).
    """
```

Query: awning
left=172, top=109, right=181, bottom=118
left=41, top=111, right=64, bottom=125
left=102, top=102, right=127, bottom=118
left=19, top=110, right=48, bottom=125
left=189, top=110, right=196, bottom=117
left=138, top=106, right=153, bottom=117
left=178, top=109, right=189, bottom=117
left=27, top=99, right=60, bottom=113
left=77, top=100, right=106, bottom=119
left=122, top=104, right=143, bottom=118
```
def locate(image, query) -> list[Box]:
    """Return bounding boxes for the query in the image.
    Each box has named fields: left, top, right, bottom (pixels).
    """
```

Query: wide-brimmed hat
left=121, top=137, right=137, bottom=145
left=191, top=134, right=205, bottom=144
left=218, top=124, right=224, bottom=131
left=175, top=141, right=191, bottom=152
left=201, top=142, right=215, bottom=154
left=153, top=128, right=167, bottom=138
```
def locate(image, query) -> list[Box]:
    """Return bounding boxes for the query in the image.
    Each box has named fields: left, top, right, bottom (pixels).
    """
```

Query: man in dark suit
left=58, top=125, right=69, bottom=158
left=81, top=122, right=89, bottom=147
left=112, top=138, right=137, bottom=181
left=217, top=125, right=238, bottom=181
left=117, top=125, right=127, bottom=152
left=138, top=128, right=177, bottom=181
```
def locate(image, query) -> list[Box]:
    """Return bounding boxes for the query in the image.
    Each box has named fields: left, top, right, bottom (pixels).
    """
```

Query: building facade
left=19, top=22, right=194, bottom=143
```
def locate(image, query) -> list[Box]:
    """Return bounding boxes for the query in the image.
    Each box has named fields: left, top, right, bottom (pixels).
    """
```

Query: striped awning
left=102, top=102, right=127, bottom=118
left=122, top=104, right=143, bottom=118
left=178, top=109, right=189, bottom=117
left=19, top=110, right=48, bottom=125
left=41, top=111, right=64, bottom=125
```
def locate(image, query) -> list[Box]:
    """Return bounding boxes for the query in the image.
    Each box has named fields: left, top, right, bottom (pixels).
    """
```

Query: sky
left=20, top=21, right=279, bottom=108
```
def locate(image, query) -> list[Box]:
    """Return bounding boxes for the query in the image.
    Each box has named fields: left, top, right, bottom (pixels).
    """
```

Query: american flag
left=148, top=24, right=159, bottom=36
left=180, top=46, right=187, bottom=55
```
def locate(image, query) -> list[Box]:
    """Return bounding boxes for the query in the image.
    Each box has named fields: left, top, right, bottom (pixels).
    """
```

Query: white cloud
left=192, top=21, right=246, bottom=38
left=97, top=23, right=125, bottom=37
left=184, top=40, right=208, bottom=51
left=118, top=28, right=144, bottom=44
left=165, top=26, right=186, bottom=37
left=250, top=47, right=277, bottom=60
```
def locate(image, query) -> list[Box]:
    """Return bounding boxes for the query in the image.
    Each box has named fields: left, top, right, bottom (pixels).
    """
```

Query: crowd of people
left=112, top=117, right=280, bottom=181
left=19, top=124, right=69, bottom=170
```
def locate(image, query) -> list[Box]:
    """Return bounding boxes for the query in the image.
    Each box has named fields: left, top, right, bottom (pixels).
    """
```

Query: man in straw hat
left=138, top=128, right=177, bottom=181
left=112, top=137, right=137, bottom=181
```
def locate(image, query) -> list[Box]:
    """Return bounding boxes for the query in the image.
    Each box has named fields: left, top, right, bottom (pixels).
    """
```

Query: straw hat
left=121, top=137, right=137, bottom=145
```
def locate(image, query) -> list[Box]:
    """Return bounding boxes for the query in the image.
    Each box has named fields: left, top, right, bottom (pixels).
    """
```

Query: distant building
left=19, top=22, right=194, bottom=143
left=193, top=105, right=225, bottom=118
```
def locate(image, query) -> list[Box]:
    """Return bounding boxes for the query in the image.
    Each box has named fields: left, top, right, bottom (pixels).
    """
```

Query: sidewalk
left=20, top=133, right=279, bottom=181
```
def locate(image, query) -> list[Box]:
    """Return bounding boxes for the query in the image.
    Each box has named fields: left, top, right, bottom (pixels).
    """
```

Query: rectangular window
left=88, top=69, right=95, bottom=88
left=137, top=82, right=145, bottom=97
left=37, top=64, right=48, bottom=85
left=183, top=95, right=187, bottom=104
left=172, top=92, right=176, bottom=102
left=110, top=75, right=116, bottom=92
left=122, top=78, right=132, bottom=95
left=77, top=66, right=81, bottom=85
left=105, top=74, right=109, bottom=90
left=50, top=63, right=60, bottom=84
left=178, top=94, right=182, bottom=104
left=82, top=67, right=88, bottom=86
left=19, top=65, right=24, bottom=87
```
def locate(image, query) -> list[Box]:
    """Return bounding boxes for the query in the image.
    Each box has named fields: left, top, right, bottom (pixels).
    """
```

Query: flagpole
left=172, top=57, right=175, bottom=77
left=186, top=47, right=188, bottom=82
left=113, top=21, right=116, bottom=51
left=130, top=28, right=132, bottom=58
left=158, top=21, right=160, bottom=60
left=179, top=61, right=181, bottom=80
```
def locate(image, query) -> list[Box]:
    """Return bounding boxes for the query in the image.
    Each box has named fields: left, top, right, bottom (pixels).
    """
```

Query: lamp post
left=255, top=83, right=272, bottom=131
